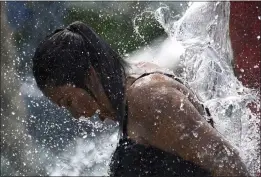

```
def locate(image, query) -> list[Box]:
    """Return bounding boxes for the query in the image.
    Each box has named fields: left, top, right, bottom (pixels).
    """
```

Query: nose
left=70, top=110, right=82, bottom=119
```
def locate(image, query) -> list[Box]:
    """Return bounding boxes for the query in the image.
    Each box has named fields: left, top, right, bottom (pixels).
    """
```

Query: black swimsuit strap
left=121, top=72, right=184, bottom=138
left=134, top=71, right=184, bottom=84
left=121, top=72, right=213, bottom=138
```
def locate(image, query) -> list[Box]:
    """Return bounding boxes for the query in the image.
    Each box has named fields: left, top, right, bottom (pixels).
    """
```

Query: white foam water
left=47, top=132, right=119, bottom=176
left=45, top=2, right=260, bottom=176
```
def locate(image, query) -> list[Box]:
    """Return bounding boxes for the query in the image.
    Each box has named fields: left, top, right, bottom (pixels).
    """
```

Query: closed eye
left=57, top=97, right=64, bottom=107
left=57, top=97, right=72, bottom=108
left=66, top=98, right=73, bottom=107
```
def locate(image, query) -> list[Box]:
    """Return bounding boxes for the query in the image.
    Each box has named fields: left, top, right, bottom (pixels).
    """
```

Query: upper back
left=109, top=72, right=212, bottom=176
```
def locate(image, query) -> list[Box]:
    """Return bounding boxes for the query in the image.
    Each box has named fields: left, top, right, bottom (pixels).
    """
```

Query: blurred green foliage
left=64, top=5, right=167, bottom=56
left=10, top=2, right=169, bottom=76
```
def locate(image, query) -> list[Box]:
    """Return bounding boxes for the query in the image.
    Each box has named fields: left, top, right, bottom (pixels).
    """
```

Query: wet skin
left=43, top=66, right=250, bottom=177
left=43, top=67, right=116, bottom=121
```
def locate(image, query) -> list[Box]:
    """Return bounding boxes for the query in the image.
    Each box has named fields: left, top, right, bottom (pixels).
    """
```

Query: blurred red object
left=230, top=2, right=260, bottom=116
left=230, top=2, right=260, bottom=90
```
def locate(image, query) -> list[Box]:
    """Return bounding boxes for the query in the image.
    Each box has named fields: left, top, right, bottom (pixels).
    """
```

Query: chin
left=99, top=115, right=106, bottom=122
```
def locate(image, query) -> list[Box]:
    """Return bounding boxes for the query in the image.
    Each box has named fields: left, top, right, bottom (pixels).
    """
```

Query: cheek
left=73, top=95, right=98, bottom=115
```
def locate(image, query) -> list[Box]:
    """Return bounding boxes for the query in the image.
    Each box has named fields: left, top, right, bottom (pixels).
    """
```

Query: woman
left=32, top=21, right=250, bottom=176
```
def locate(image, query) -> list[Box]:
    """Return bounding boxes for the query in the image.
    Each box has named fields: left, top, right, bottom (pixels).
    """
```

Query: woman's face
left=43, top=85, right=101, bottom=119
left=42, top=69, right=116, bottom=121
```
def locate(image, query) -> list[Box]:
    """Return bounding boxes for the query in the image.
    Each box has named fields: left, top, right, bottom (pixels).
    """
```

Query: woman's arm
left=128, top=81, right=250, bottom=176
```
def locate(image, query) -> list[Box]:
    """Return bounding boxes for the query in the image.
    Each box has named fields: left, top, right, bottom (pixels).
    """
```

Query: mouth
left=99, top=115, right=106, bottom=122
left=70, top=111, right=88, bottom=120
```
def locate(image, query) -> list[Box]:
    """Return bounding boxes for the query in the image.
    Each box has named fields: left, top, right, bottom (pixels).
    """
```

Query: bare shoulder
left=126, top=73, right=188, bottom=125
left=126, top=73, right=209, bottom=144
left=126, top=74, right=182, bottom=143
left=127, top=72, right=205, bottom=118
left=127, top=73, right=175, bottom=108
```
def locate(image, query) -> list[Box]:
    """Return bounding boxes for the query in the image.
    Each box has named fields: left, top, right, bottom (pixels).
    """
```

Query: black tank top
left=109, top=72, right=212, bottom=177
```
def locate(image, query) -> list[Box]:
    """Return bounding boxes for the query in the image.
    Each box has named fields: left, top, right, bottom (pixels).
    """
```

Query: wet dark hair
left=32, top=21, right=128, bottom=127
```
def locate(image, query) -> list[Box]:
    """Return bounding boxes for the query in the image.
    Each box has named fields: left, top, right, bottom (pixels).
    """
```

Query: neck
left=97, top=76, right=136, bottom=122
left=125, top=75, right=137, bottom=91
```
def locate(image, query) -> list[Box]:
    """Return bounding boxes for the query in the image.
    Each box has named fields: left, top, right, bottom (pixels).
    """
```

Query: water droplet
left=192, top=131, right=198, bottom=138
left=156, top=109, right=162, bottom=113
left=180, top=100, right=184, bottom=111
left=180, top=134, right=188, bottom=140
left=95, top=109, right=101, bottom=114
left=90, top=132, right=95, bottom=137
left=218, top=163, right=224, bottom=168
left=231, top=163, right=235, bottom=168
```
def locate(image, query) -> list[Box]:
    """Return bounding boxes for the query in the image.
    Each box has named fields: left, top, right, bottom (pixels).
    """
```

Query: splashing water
left=132, top=2, right=260, bottom=175
left=35, top=2, right=260, bottom=176
left=4, top=2, right=259, bottom=176
left=47, top=131, right=119, bottom=176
